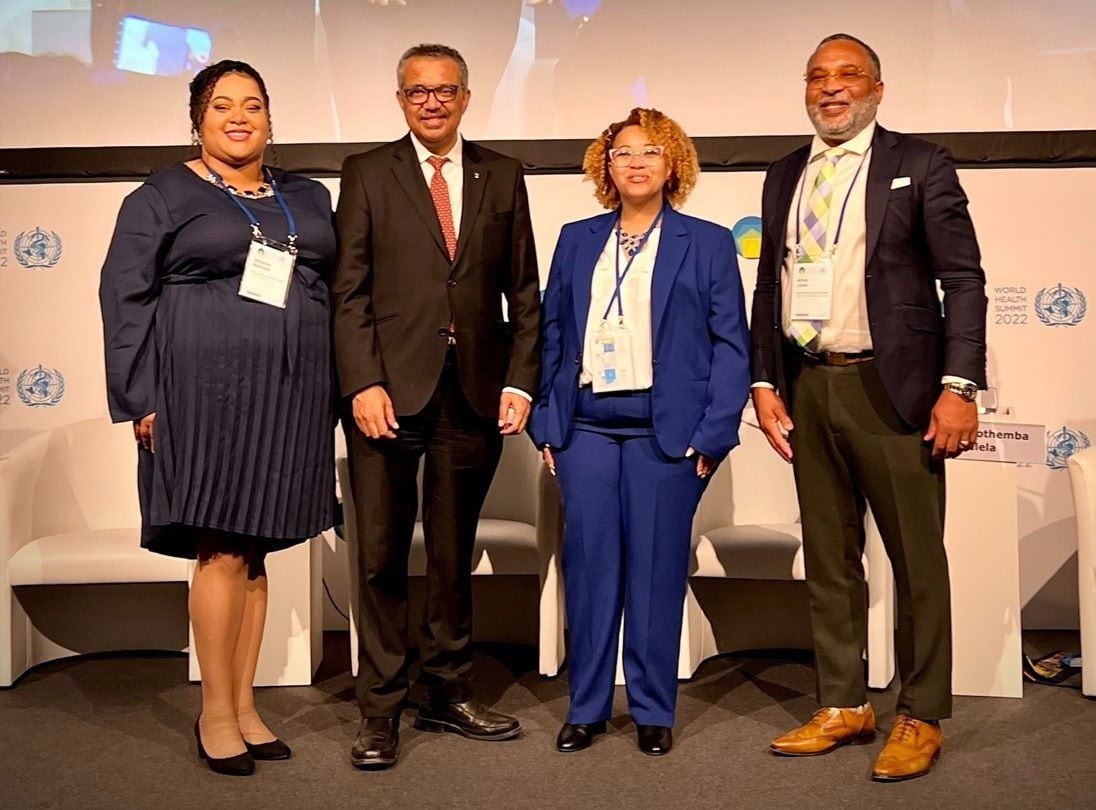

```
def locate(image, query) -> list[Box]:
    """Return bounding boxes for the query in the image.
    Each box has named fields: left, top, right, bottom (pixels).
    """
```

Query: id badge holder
left=789, top=252, right=834, bottom=322
left=591, top=319, right=636, bottom=393
left=239, top=233, right=297, bottom=309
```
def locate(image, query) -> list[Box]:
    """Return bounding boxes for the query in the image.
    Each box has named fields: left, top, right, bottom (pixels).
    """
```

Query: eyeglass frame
left=607, top=144, right=666, bottom=168
left=400, top=84, right=465, bottom=105
left=803, top=67, right=879, bottom=88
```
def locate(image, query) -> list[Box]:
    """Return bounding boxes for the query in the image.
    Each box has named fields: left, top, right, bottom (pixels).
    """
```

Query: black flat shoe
left=637, top=724, right=673, bottom=756
left=194, top=719, right=255, bottom=776
left=414, top=699, right=521, bottom=741
left=244, top=737, right=292, bottom=760
left=556, top=721, right=606, bottom=752
left=351, top=718, right=400, bottom=769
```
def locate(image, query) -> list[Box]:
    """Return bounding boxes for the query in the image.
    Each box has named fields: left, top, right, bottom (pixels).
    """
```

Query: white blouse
left=579, top=227, right=660, bottom=389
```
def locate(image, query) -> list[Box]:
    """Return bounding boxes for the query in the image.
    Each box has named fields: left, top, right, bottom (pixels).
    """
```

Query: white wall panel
left=3, top=165, right=1093, bottom=628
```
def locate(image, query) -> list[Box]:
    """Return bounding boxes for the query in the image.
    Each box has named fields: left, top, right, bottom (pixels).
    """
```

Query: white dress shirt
left=783, top=122, right=875, bottom=353
left=579, top=227, right=659, bottom=389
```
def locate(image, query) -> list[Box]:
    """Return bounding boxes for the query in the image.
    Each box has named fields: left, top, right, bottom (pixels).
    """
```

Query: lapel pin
left=473, top=172, right=480, bottom=179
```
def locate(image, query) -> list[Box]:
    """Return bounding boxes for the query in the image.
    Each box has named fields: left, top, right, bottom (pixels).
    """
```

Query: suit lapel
left=572, top=213, right=616, bottom=344
left=651, top=206, right=689, bottom=350
left=390, top=135, right=449, bottom=260
left=763, top=148, right=808, bottom=331
left=865, top=125, right=900, bottom=264
left=452, top=142, right=488, bottom=271
left=768, top=147, right=810, bottom=249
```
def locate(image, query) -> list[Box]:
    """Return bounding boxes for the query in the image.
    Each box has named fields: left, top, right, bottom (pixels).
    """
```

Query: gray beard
left=809, top=97, right=879, bottom=143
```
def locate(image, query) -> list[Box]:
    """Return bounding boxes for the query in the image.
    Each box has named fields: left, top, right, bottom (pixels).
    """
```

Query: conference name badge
left=790, top=258, right=834, bottom=321
left=239, top=236, right=296, bottom=308
left=592, top=319, right=637, bottom=393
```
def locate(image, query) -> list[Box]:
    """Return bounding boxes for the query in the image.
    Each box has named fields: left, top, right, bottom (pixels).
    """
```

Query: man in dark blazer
left=751, top=34, right=987, bottom=781
left=332, top=43, right=540, bottom=769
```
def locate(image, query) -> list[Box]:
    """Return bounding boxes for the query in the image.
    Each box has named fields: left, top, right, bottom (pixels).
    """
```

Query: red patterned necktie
left=427, top=155, right=457, bottom=261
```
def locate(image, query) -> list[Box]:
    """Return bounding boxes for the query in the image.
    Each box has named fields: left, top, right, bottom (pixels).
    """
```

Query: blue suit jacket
left=530, top=206, right=751, bottom=461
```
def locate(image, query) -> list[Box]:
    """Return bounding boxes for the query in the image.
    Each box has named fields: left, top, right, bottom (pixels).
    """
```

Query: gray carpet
left=2, top=632, right=1092, bottom=809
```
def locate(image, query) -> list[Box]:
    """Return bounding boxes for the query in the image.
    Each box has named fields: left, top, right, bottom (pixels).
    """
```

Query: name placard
left=960, top=421, right=1046, bottom=464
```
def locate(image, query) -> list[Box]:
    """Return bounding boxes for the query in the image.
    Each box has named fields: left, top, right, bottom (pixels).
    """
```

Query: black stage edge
left=2, top=130, right=1094, bottom=183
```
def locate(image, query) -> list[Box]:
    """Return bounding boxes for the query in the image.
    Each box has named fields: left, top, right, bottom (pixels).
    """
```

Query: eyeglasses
left=607, top=144, right=665, bottom=167
left=401, top=84, right=463, bottom=104
left=804, top=67, right=878, bottom=88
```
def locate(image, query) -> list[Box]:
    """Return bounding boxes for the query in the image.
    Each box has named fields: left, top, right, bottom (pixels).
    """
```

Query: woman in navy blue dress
left=99, top=61, right=335, bottom=776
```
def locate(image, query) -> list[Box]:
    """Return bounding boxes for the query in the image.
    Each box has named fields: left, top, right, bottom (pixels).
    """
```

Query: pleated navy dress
left=100, top=163, right=336, bottom=558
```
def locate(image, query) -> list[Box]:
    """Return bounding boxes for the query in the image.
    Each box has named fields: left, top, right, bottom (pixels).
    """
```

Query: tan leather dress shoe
left=770, top=705, right=877, bottom=756
left=871, top=715, right=942, bottom=781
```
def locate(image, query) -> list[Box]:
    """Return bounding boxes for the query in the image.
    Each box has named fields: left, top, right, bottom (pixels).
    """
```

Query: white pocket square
left=890, top=176, right=911, bottom=190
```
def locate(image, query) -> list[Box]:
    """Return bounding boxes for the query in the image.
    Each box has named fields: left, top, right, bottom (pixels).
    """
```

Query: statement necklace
left=619, top=228, right=653, bottom=257
left=204, top=170, right=273, bottom=199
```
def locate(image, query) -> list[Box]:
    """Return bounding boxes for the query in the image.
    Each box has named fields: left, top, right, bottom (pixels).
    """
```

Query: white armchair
left=1067, top=446, right=1095, bottom=697
left=0, top=419, right=189, bottom=687
left=336, top=435, right=565, bottom=678
left=2, top=418, right=324, bottom=688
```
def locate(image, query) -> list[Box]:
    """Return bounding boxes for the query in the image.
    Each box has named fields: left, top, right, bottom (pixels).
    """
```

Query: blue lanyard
left=603, top=205, right=664, bottom=321
left=794, top=146, right=871, bottom=257
left=203, top=163, right=298, bottom=248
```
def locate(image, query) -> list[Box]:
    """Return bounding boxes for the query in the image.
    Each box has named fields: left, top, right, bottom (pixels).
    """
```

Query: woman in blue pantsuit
left=530, top=108, right=750, bottom=755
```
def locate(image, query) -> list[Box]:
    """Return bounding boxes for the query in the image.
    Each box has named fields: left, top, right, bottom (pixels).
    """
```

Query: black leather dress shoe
left=414, top=699, right=521, bottom=741
left=244, top=737, right=292, bottom=760
left=637, top=725, right=673, bottom=756
left=556, top=721, right=606, bottom=752
left=194, top=718, right=255, bottom=776
left=351, top=718, right=400, bottom=769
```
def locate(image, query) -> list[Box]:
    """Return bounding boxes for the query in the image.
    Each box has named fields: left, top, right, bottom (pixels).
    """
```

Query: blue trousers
left=554, top=389, right=707, bottom=727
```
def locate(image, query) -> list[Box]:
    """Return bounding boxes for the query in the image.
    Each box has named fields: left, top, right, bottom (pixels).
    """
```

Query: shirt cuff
left=502, top=386, right=533, bottom=402
left=941, top=375, right=977, bottom=388
left=751, top=382, right=776, bottom=390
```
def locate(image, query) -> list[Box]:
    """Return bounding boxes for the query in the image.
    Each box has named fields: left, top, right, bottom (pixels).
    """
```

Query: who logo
left=1046, top=426, right=1090, bottom=470
left=17, top=365, right=66, bottom=407
left=14, top=227, right=63, bottom=269
left=1034, top=284, right=1086, bottom=328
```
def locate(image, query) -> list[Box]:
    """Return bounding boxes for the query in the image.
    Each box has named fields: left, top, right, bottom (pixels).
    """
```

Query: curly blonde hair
left=583, top=108, right=699, bottom=210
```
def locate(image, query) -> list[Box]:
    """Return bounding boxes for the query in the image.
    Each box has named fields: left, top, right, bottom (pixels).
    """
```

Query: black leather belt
left=802, top=349, right=875, bottom=366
